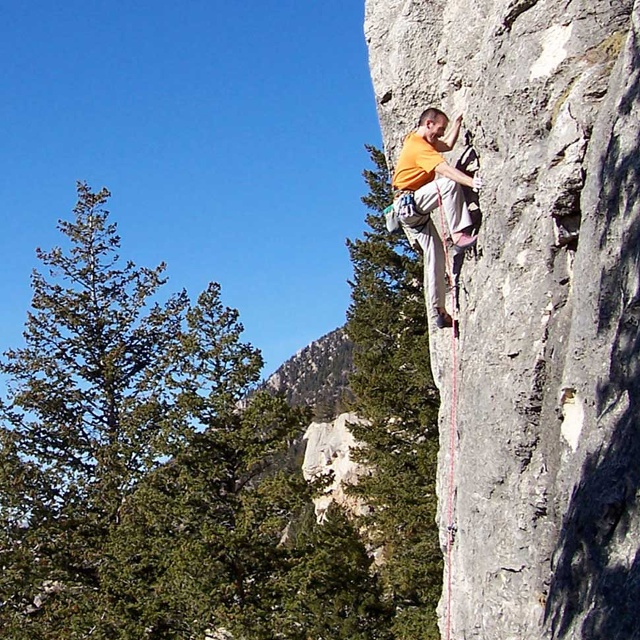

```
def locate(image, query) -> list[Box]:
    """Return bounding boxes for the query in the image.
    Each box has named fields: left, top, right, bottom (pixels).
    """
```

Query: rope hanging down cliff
left=437, top=185, right=460, bottom=640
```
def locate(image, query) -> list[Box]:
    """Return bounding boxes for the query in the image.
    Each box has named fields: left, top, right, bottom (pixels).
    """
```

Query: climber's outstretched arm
left=434, top=161, right=476, bottom=188
left=435, top=114, right=463, bottom=152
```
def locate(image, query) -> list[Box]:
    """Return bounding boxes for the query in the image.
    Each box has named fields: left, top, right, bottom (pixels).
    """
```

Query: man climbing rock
left=393, top=107, right=482, bottom=328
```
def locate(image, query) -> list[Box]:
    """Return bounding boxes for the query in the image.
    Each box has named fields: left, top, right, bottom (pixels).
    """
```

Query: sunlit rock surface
left=302, top=412, right=369, bottom=520
left=365, top=0, right=639, bottom=637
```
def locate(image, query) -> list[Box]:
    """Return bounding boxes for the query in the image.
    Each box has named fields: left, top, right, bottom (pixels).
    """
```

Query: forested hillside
left=0, top=184, right=390, bottom=639
left=262, top=327, right=354, bottom=420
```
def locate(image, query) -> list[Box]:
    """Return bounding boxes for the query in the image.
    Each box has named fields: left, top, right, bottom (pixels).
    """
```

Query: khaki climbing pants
left=399, top=177, right=473, bottom=317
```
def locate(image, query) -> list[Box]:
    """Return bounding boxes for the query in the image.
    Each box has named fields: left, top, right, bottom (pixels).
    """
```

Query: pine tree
left=273, top=503, right=394, bottom=640
left=100, top=391, right=312, bottom=639
left=99, top=388, right=394, bottom=639
left=345, top=147, right=443, bottom=638
left=0, top=182, right=393, bottom=639
left=0, top=183, right=196, bottom=638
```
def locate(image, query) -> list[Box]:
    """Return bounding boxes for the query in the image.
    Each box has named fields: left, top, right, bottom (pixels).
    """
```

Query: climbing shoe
left=435, top=310, right=453, bottom=329
left=451, top=230, right=478, bottom=251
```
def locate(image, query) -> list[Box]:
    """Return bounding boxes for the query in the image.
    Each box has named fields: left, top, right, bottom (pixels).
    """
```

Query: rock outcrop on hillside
left=365, top=1, right=639, bottom=638
left=302, top=412, right=369, bottom=520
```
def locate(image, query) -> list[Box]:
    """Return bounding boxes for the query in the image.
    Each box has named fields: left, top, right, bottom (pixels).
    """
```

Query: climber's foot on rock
left=451, top=229, right=478, bottom=250
left=435, top=308, right=453, bottom=329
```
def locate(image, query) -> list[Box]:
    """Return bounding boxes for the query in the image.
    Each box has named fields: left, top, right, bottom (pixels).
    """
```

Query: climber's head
left=418, top=107, right=449, bottom=145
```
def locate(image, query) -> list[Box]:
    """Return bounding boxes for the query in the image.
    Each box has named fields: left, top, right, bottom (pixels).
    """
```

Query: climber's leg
left=400, top=216, right=447, bottom=320
left=432, top=176, right=473, bottom=234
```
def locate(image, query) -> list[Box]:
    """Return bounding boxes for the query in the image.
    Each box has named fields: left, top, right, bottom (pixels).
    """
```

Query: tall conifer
left=346, top=146, right=443, bottom=638
left=0, top=183, right=194, bottom=637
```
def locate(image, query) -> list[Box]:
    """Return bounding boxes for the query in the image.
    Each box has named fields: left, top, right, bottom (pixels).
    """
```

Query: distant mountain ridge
left=262, top=327, right=354, bottom=420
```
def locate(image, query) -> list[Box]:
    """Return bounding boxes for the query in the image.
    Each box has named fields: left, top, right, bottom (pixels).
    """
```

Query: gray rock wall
left=364, top=1, right=639, bottom=638
left=302, top=413, right=370, bottom=520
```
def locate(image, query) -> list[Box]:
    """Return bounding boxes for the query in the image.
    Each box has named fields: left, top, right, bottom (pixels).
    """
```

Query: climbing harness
left=436, top=185, right=459, bottom=640
left=392, top=188, right=431, bottom=238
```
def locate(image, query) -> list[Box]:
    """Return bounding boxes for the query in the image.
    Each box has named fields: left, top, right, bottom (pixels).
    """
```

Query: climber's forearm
left=435, top=161, right=474, bottom=188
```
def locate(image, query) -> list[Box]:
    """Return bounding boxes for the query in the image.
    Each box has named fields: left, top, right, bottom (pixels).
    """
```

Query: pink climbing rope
left=436, top=185, right=458, bottom=640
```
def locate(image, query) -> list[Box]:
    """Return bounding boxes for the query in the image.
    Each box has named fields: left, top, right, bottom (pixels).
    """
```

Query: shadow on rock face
left=544, top=33, right=640, bottom=640
left=545, top=412, right=640, bottom=639
left=456, top=131, right=483, bottom=234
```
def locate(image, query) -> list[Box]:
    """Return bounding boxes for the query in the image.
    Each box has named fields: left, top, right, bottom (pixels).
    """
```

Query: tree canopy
left=0, top=153, right=445, bottom=638
left=0, top=183, right=387, bottom=639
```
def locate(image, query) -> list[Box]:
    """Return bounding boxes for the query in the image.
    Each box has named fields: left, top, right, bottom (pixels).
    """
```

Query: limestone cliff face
left=365, top=1, right=639, bottom=638
left=302, top=413, right=370, bottom=520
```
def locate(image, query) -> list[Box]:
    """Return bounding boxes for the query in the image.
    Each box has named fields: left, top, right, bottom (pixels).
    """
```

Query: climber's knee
left=435, top=176, right=458, bottom=196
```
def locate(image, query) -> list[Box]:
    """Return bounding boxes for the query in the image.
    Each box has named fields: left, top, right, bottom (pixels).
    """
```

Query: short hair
left=418, top=107, right=448, bottom=126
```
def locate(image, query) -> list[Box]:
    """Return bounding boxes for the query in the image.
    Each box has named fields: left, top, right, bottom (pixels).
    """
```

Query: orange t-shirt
left=392, top=132, right=445, bottom=191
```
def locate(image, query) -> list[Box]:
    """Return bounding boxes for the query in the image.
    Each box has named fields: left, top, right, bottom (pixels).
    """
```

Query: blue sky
left=0, top=2, right=382, bottom=377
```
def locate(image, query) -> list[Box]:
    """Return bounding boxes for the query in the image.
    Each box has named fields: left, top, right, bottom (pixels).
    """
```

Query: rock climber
left=392, top=107, right=483, bottom=329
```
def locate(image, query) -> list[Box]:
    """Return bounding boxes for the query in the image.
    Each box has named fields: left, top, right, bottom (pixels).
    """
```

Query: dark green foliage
left=273, top=503, right=394, bottom=640
left=100, top=393, right=311, bottom=639
left=0, top=182, right=391, bottom=639
left=346, top=146, right=443, bottom=638
left=0, top=183, right=193, bottom=638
